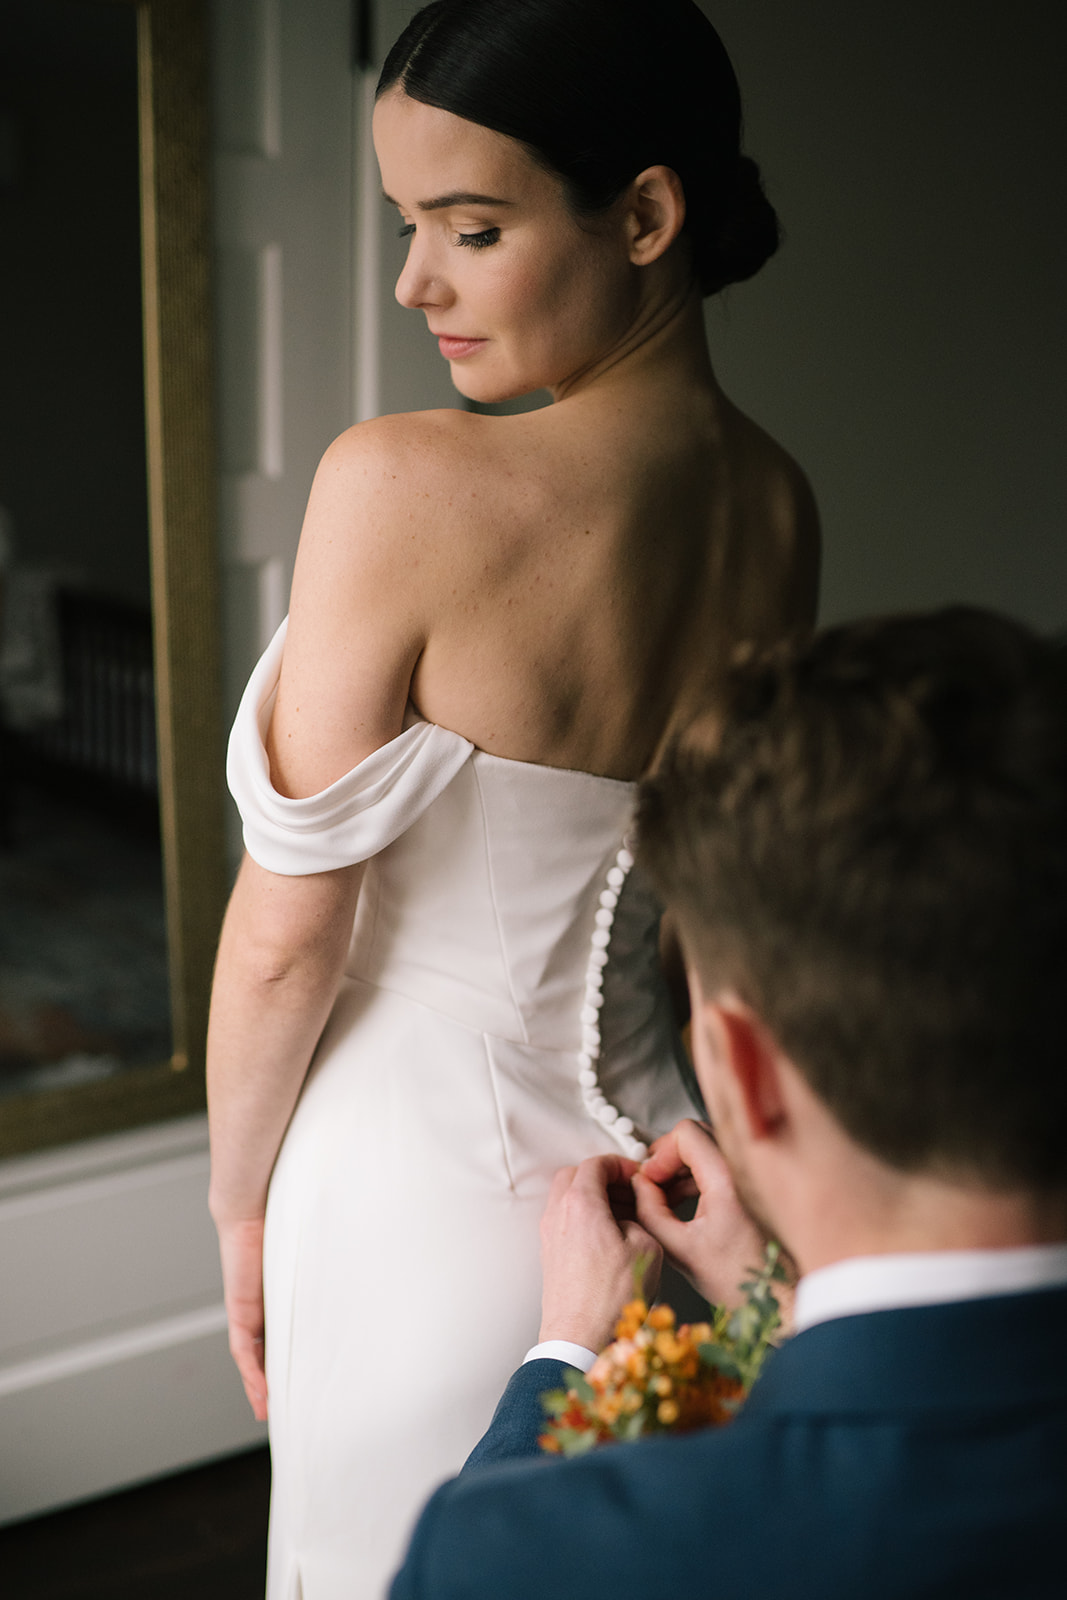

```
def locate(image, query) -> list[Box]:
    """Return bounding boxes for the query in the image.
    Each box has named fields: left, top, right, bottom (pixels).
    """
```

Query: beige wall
left=702, top=1, right=1066, bottom=630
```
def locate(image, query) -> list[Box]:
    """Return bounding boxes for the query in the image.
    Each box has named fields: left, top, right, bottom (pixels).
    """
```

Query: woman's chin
left=448, top=364, right=541, bottom=408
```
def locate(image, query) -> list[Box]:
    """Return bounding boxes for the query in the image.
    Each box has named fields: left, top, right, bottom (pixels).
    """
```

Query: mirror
left=0, top=0, right=225, bottom=1157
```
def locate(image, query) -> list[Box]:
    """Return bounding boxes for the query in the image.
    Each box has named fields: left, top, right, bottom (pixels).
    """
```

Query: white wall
left=213, top=0, right=360, bottom=769
left=0, top=1117, right=266, bottom=1524
left=214, top=0, right=459, bottom=800
left=702, top=1, right=1066, bottom=630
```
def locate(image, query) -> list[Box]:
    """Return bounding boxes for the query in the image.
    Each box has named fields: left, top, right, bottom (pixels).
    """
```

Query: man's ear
left=624, top=165, right=687, bottom=267
left=704, top=998, right=788, bottom=1142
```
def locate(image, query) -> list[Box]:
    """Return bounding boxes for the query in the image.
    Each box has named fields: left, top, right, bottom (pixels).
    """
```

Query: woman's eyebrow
left=381, top=190, right=515, bottom=211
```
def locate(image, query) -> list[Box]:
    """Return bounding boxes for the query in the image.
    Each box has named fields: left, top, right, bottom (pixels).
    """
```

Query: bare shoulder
left=287, top=404, right=537, bottom=645
left=725, top=406, right=821, bottom=632
left=318, top=407, right=504, bottom=498
left=313, top=408, right=478, bottom=514
left=303, top=408, right=525, bottom=575
left=766, top=438, right=821, bottom=625
left=270, top=409, right=502, bottom=793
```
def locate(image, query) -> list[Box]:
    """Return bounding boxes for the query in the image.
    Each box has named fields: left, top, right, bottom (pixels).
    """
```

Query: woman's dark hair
left=377, top=0, right=779, bottom=297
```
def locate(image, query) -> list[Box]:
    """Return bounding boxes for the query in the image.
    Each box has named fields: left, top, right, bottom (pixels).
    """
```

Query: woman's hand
left=216, top=1215, right=269, bottom=1421
left=633, top=1119, right=794, bottom=1322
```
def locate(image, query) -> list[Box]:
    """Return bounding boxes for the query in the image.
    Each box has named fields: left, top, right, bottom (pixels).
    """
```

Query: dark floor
left=0, top=1447, right=270, bottom=1600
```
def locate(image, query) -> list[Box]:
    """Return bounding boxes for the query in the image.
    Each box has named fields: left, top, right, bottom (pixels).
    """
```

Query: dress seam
left=480, top=1033, right=517, bottom=1192
left=471, top=760, right=530, bottom=1046
left=338, top=971, right=585, bottom=1051
left=349, top=856, right=381, bottom=978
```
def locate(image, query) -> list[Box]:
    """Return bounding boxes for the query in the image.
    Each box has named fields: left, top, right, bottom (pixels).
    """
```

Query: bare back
left=267, top=354, right=818, bottom=797
left=409, top=377, right=818, bottom=780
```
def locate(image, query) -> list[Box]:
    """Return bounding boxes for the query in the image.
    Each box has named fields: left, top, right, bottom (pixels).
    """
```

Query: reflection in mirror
left=0, top=0, right=225, bottom=1155
left=0, top=0, right=170, bottom=1100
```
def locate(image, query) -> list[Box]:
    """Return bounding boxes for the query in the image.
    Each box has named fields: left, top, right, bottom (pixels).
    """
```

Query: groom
left=391, top=608, right=1067, bottom=1599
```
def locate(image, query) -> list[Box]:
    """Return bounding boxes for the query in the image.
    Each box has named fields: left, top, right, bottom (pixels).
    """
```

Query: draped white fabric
left=226, top=617, right=474, bottom=875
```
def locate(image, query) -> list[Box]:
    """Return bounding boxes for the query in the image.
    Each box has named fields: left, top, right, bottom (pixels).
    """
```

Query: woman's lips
left=436, top=335, right=486, bottom=360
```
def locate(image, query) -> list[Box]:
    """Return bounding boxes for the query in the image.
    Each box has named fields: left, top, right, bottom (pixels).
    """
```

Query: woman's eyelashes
left=395, top=223, right=501, bottom=249
left=456, top=227, right=501, bottom=249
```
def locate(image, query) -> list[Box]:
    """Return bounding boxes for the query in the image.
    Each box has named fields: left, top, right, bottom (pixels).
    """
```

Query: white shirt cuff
left=522, top=1339, right=597, bottom=1373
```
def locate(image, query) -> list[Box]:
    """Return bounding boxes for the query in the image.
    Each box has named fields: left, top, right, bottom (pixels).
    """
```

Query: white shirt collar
left=793, top=1242, right=1067, bottom=1334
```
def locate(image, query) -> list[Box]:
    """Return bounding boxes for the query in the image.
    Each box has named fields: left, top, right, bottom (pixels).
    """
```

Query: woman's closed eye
left=456, top=227, right=500, bottom=250
left=396, top=223, right=501, bottom=250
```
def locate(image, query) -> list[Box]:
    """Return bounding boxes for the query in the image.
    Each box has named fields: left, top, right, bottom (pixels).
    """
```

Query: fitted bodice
left=349, top=751, right=653, bottom=1046
left=228, top=619, right=694, bottom=1154
left=233, top=622, right=698, bottom=1600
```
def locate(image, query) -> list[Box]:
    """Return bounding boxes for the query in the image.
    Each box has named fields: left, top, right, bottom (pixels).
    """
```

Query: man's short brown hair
left=638, top=608, right=1067, bottom=1189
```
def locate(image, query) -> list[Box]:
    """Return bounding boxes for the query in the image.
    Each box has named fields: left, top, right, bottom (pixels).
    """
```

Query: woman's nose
left=394, top=238, right=449, bottom=312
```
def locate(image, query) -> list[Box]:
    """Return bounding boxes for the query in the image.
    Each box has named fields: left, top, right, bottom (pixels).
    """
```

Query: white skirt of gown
left=227, top=622, right=697, bottom=1599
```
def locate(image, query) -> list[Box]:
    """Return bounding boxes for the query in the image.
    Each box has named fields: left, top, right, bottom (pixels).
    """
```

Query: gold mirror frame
left=1, top=0, right=225, bottom=1157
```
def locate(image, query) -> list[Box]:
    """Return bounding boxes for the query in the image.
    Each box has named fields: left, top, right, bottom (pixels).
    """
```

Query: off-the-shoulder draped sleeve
left=226, top=618, right=475, bottom=875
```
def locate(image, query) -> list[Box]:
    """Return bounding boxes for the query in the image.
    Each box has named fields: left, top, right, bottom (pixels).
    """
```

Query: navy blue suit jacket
left=390, top=1287, right=1067, bottom=1598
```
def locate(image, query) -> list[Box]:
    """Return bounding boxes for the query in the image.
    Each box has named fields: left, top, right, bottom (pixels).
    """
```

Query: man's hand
left=634, top=1120, right=793, bottom=1320
left=538, top=1155, right=663, bottom=1352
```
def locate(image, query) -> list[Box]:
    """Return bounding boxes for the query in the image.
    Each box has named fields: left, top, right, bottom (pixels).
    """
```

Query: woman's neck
left=549, top=277, right=715, bottom=405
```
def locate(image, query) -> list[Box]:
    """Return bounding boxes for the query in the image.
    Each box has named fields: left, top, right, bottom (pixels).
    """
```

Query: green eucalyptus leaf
left=557, top=1428, right=602, bottom=1458
left=541, top=1389, right=570, bottom=1418
left=699, top=1343, right=743, bottom=1381
left=632, top=1251, right=656, bottom=1301
left=563, top=1371, right=596, bottom=1402
left=618, top=1411, right=648, bottom=1442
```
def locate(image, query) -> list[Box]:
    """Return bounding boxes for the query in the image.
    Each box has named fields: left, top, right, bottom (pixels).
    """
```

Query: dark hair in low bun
left=694, top=155, right=780, bottom=295
left=377, top=0, right=779, bottom=297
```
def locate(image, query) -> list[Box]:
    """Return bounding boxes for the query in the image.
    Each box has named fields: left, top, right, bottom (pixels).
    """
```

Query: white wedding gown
left=227, top=620, right=696, bottom=1599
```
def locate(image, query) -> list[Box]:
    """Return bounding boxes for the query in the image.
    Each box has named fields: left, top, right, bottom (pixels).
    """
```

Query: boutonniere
left=539, top=1242, right=787, bottom=1456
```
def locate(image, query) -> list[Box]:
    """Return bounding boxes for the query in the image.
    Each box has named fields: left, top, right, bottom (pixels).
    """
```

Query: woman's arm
left=210, top=420, right=429, bottom=1227
left=207, top=854, right=364, bottom=1417
left=208, top=419, right=439, bottom=1416
left=265, top=419, right=431, bottom=796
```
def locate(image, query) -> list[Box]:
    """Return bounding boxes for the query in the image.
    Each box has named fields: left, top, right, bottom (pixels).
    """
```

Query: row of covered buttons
left=577, top=839, right=648, bottom=1162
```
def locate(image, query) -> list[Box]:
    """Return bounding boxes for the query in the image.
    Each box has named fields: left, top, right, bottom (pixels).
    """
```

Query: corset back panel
left=347, top=752, right=641, bottom=1049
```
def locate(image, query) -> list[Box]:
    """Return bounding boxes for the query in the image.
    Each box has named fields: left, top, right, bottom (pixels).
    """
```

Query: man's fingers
left=672, top=1118, right=726, bottom=1172
left=621, top=1220, right=663, bottom=1301
left=540, top=1165, right=578, bottom=1235
left=645, top=1118, right=728, bottom=1191
left=642, top=1120, right=713, bottom=1185
left=544, top=1155, right=642, bottom=1236
left=546, top=1164, right=578, bottom=1205
left=620, top=1218, right=663, bottom=1264
left=607, top=1180, right=639, bottom=1224
left=641, top=1127, right=685, bottom=1184
left=570, top=1153, right=641, bottom=1196
left=631, top=1168, right=691, bottom=1253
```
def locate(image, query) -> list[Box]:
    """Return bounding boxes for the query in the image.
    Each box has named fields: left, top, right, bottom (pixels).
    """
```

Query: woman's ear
left=625, top=164, right=687, bottom=267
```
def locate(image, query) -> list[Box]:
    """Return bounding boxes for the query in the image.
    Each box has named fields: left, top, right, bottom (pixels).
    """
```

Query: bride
left=207, top=1, right=819, bottom=1595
